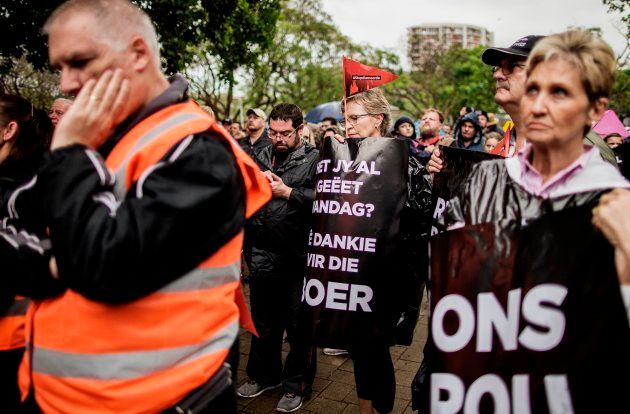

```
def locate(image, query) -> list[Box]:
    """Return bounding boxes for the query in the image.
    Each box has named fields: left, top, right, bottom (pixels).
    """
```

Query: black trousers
left=0, top=348, right=23, bottom=414
left=350, top=341, right=395, bottom=414
left=246, top=270, right=316, bottom=396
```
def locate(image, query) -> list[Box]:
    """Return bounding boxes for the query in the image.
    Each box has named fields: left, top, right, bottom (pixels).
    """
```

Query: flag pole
left=342, top=56, right=348, bottom=139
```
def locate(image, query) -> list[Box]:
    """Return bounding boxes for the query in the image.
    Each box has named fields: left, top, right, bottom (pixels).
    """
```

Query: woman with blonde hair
left=438, top=29, right=629, bottom=412
left=331, top=88, right=430, bottom=413
left=450, top=30, right=627, bottom=224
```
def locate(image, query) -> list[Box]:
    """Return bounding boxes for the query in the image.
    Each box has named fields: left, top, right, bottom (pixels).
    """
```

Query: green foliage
left=603, top=0, right=629, bottom=36
left=201, top=0, right=279, bottom=82
left=0, top=1, right=64, bottom=73
left=0, top=57, right=60, bottom=109
left=242, top=0, right=400, bottom=114
left=384, top=46, right=498, bottom=122
left=0, top=0, right=280, bottom=76
left=610, top=68, right=630, bottom=116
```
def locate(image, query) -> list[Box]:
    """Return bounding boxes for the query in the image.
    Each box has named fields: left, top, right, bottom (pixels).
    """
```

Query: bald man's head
left=45, top=0, right=169, bottom=114
left=49, top=98, right=73, bottom=126
left=44, top=0, right=161, bottom=67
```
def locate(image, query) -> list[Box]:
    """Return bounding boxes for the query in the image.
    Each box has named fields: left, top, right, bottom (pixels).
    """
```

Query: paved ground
left=236, top=286, right=428, bottom=414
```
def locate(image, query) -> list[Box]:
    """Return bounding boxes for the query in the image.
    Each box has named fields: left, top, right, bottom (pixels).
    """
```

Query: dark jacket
left=248, top=143, right=319, bottom=275
left=391, top=154, right=433, bottom=345
left=0, top=156, right=63, bottom=309
left=447, top=152, right=629, bottom=227
left=238, top=130, right=272, bottom=158
left=2, top=75, right=246, bottom=304
left=451, top=112, right=485, bottom=152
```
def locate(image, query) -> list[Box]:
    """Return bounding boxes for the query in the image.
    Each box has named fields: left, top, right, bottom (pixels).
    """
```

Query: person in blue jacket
left=451, top=111, right=485, bottom=152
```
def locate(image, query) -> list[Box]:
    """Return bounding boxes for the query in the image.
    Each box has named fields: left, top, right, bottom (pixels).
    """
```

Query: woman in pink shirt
left=448, top=30, right=629, bottom=226
left=420, top=31, right=630, bottom=413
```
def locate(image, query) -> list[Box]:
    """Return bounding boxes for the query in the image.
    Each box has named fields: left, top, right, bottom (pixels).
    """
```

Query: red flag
left=343, top=56, right=398, bottom=98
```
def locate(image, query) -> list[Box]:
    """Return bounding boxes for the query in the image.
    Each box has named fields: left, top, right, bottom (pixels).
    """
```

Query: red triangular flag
left=343, top=56, right=398, bottom=98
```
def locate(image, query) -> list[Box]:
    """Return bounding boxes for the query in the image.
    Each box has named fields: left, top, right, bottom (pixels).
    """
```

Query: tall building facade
left=408, top=23, right=494, bottom=69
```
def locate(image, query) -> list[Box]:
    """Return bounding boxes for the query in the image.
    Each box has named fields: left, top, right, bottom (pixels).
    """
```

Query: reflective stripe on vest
left=21, top=100, right=271, bottom=414
left=0, top=296, right=30, bottom=350
left=32, top=320, right=238, bottom=380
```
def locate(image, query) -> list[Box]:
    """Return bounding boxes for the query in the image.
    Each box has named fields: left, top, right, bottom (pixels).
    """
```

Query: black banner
left=614, top=141, right=629, bottom=180
left=418, top=206, right=629, bottom=413
left=431, top=146, right=501, bottom=236
left=300, top=137, right=408, bottom=348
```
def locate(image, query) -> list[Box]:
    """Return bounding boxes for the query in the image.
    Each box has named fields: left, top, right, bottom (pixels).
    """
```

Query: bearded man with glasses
left=237, top=103, right=319, bottom=413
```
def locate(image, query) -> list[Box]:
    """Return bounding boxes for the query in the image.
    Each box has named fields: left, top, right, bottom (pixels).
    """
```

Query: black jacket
left=248, top=143, right=319, bottom=275
left=2, top=75, right=246, bottom=303
left=0, top=155, right=62, bottom=309
left=238, top=130, right=271, bottom=158
left=390, top=154, right=433, bottom=345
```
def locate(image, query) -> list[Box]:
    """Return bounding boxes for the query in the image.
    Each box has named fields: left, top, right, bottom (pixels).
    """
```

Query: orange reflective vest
left=19, top=100, right=271, bottom=413
left=0, top=296, right=30, bottom=350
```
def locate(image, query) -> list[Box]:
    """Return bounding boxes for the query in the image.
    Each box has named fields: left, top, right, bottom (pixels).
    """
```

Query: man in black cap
left=481, top=35, right=617, bottom=163
left=480, top=35, right=544, bottom=155
left=239, top=108, right=272, bottom=158
left=429, top=35, right=616, bottom=165
left=428, top=35, right=542, bottom=167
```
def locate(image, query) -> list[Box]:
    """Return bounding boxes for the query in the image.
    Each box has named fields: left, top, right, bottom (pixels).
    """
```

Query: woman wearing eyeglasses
left=449, top=30, right=628, bottom=226
left=438, top=30, right=630, bottom=410
left=333, top=89, right=431, bottom=414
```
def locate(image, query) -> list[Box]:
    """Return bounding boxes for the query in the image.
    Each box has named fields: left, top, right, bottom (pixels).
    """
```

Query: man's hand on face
left=264, top=171, right=292, bottom=200
left=52, top=69, right=130, bottom=150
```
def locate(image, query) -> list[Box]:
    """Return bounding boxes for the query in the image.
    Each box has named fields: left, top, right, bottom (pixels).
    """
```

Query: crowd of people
left=0, top=1, right=629, bottom=414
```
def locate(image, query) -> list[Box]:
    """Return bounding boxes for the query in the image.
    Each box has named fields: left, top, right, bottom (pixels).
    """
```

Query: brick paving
left=236, top=286, right=428, bottom=414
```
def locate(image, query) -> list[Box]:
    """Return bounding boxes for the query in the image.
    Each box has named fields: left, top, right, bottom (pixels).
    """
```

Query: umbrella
left=305, top=101, right=343, bottom=124
left=593, top=109, right=629, bottom=139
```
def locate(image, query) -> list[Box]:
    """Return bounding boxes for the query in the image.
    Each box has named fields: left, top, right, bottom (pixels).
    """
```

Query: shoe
left=276, top=392, right=303, bottom=412
left=236, top=379, right=281, bottom=398
left=323, top=348, right=349, bottom=356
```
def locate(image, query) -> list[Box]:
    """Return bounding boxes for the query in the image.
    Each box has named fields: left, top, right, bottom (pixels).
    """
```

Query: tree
left=602, top=0, right=629, bottom=66
left=0, top=57, right=60, bottom=109
left=241, top=0, right=399, bottom=114
left=0, top=1, right=63, bottom=73
left=384, top=46, right=498, bottom=122
left=184, top=0, right=281, bottom=119
left=610, top=68, right=630, bottom=117
left=0, top=0, right=279, bottom=75
left=0, top=0, right=280, bottom=119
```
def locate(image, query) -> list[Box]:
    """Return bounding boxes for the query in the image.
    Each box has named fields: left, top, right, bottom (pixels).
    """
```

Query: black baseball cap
left=481, top=35, right=545, bottom=66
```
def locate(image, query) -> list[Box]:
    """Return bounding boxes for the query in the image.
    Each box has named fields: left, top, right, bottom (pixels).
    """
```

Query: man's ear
left=588, top=97, right=608, bottom=127
left=2, top=121, right=18, bottom=143
left=129, top=36, right=153, bottom=72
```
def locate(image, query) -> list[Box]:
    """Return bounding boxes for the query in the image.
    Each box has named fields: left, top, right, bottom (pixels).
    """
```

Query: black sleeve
left=392, top=158, right=432, bottom=345
left=36, top=134, right=245, bottom=303
left=288, top=187, right=315, bottom=206
left=0, top=226, right=64, bottom=299
left=287, top=151, right=318, bottom=210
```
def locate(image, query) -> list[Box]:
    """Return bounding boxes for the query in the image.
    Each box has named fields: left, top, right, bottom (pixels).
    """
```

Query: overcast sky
left=321, top=0, right=627, bottom=67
